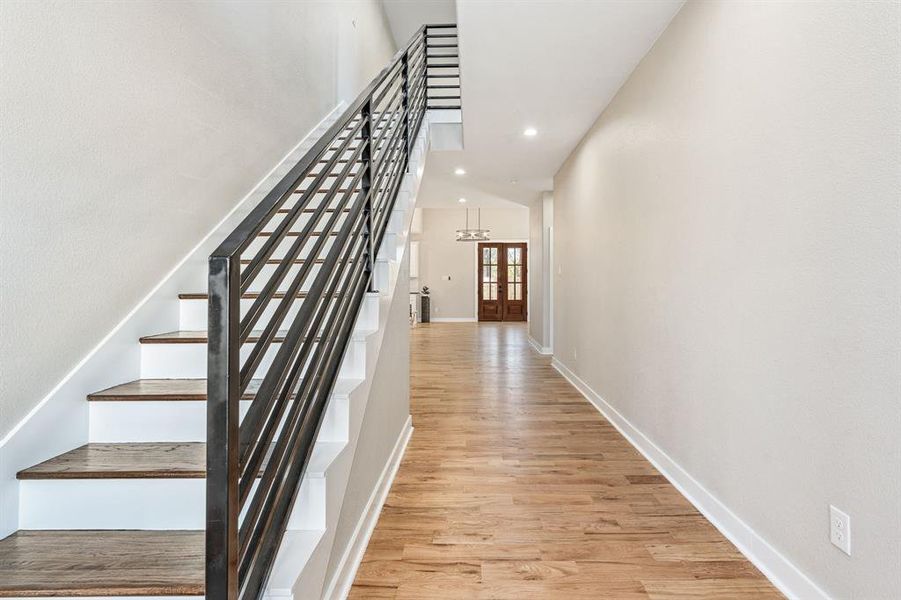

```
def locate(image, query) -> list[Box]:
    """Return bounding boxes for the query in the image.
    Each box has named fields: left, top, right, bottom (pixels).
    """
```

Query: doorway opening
left=478, top=242, right=527, bottom=321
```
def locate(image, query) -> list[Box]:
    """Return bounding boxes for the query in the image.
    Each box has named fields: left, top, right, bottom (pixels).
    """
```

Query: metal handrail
left=205, top=24, right=459, bottom=599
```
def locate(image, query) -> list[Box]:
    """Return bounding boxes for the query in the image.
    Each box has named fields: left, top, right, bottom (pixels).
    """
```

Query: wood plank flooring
left=0, top=530, right=203, bottom=597
left=349, top=323, right=781, bottom=599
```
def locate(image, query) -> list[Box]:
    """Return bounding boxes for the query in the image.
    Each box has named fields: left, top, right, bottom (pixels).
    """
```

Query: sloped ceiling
left=381, top=0, right=456, bottom=48
left=409, top=0, right=684, bottom=208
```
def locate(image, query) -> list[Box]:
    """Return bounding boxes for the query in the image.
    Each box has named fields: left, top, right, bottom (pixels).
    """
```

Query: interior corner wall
left=529, top=192, right=554, bottom=349
left=0, top=0, right=395, bottom=439
left=418, top=207, right=529, bottom=320
left=552, top=2, right=900, bottom=598
left=528, top=202, right=545, bottom=345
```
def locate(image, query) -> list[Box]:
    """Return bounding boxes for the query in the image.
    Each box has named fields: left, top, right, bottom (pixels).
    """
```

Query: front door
left=478, top=242, right=527, bottom=322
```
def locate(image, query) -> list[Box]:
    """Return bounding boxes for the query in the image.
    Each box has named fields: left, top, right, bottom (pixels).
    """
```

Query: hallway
left=349, top=323, right=781, bottom=599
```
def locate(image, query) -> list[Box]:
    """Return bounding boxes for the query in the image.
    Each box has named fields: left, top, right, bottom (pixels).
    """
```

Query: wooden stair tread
left=18, top=443, right=208, bottom=479
left=257, top=230, right=339, bottom=237
left=88, top=378, right=260, bottom=401
left=0, top=530, right=203, bottom=597
left=275, top=207, right=351, bottom=214
left=177, top=291, right=344, bottom=300
left=17, top=441, right=344, bottom=480
left=87, top=377, right=361, bottom=402
left=140, top=330, right=300, bottom=344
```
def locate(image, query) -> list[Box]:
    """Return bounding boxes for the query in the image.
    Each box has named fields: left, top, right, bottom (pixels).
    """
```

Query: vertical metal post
left=401, top=49, right=410, bottom=172
left=206, top=255, right=241, bottom=600
left=361, top=101, right=376, bottom=292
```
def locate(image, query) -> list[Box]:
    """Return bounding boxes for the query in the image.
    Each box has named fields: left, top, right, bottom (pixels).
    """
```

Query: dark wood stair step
left=87, top=378, right=358, bottom=402
left=17, top=440, right=342, bottom=480
left=17, top=443, right=209, bottom=479
left=140, top=330, right=312, bottom=344
left=177, top=291, right=343, bottom=300
left=87, top=378, right=260, bottom=402
left=275, top=207, right=351, bottom=214
left=257, top=230, right=339, bottom=237
left=0, top=530, right=203, bottom=597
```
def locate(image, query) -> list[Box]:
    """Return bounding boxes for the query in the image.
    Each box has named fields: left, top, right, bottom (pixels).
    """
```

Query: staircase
left=0, top=24, right=459, bottom=600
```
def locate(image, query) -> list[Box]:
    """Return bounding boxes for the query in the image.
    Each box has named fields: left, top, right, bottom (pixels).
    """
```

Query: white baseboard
left=322, top=416, right=413, bottom=600
left=527, top=335, right=552, bottom=355
left=551, top=357, right=829, bottom=600
left=429, top=317, right=477, bottom=323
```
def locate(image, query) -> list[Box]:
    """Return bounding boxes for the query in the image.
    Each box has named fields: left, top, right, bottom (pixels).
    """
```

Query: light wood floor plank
left=350, top=323, right=782, bottom=598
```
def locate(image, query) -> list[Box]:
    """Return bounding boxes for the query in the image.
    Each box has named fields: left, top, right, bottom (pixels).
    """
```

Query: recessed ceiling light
left=454, top=167, right=466, bottom=176
left=523, top=127, right=538, bottom=137
left=458, top=197, right=467, bottom=203
left=511, top=179, right=518, bottom=185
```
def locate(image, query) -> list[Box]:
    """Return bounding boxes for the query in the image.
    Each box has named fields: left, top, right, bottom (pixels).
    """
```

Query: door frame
left=473, top=239, right=529, bottom=322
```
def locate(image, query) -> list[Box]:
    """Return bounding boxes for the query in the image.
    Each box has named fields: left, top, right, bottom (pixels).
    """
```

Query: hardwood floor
left=0, top=530, right=203, bottom=597
left=349, top=323, right=781, bottom=599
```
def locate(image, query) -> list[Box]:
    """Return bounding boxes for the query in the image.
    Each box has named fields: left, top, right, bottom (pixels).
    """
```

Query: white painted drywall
left=0, top=0, right=395, bottom=439
left=528, top=191, right=554, bottom=350
left=418, top=207, right=529, bottom=320
left=528, top=202, right=544, bottom=344
left=553, top=2, right=900, bottom=598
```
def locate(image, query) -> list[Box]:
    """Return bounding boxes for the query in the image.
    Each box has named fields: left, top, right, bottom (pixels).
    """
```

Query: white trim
left=322, top=417, right=413, bottom=600
left=551, top=357, right=830, bottom=600
left=527, top=336, right=552, bottom=356
left=430, top=317, right=478, bottom=323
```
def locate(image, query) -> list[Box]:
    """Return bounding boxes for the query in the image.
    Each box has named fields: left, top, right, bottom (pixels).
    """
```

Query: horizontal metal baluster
left=241, top=173, right=362, bottom=408
left=206, top=22, right=458, bottom=599
left=238, top=246, right=368, bottom=580
left=237, top=223, right=366, bottom=509
left=370, top=92, right=404, bottom=155
left=238, top=141, right=366, bottom=346
left=370, top=63, right=404, bottom=108
left=237, top=166, right=366, bottom=392
left=239, top=118, right=366, bottom=294
left=370, top=116, right=408, bottom=194
left=239, top=261, right=369, bottom=598
left=237, top=199, right=369, bottom=496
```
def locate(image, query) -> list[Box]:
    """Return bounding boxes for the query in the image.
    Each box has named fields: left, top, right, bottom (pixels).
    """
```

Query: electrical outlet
left=830, top=505, right=851, bottom=555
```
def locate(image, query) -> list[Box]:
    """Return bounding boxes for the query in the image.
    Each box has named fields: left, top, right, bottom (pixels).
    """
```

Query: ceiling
left=381, top=0, right=456, bottom=48
left=401, top=0, right=684, bottom=209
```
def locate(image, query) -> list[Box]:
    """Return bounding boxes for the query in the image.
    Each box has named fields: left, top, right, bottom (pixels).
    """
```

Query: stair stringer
left=264, top=113, right=445, bottom=600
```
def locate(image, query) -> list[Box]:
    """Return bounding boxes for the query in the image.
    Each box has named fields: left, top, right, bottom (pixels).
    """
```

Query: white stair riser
left=178, top=290, right=380, bottom=332
left=19, top=473, right=325, bottom=531
left=89, top=395, right=349, bottom=444
left=141, top=336, right=367, bottom=379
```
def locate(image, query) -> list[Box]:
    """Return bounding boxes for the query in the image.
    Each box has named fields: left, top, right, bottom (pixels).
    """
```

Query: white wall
left=553, top=2, right=900, bottom=598
left=529, top=203, right=544, bottom=343
left=0, top=0, right=395, bottom=439
left=528, top=192, right=553, bottom=350
left=417, top=207, right=529, bottom=320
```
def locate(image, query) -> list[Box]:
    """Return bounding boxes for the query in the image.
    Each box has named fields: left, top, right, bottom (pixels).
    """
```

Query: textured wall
left=553, top=2, right=900, bottom=597
left=0, top=0, right=395, bottom=438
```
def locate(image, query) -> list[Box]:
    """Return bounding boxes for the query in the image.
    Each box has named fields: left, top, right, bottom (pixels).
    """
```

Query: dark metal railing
left=205, top=24, right=459, bottom=600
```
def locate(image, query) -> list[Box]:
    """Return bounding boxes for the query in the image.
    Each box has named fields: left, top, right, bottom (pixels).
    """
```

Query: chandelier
left=455, top=208, right=490, bottom=242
